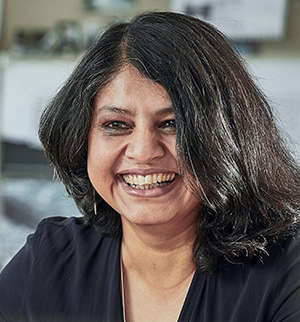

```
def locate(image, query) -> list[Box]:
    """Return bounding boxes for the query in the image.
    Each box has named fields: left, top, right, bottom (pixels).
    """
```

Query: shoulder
left=244, top=232, right=300, bottom=283
left=269, top=231, right=300, bottom=286
left=261, top=233, right=300, bottom=321
left=35, top=215, right=97, bottom=237
left=0, top=217, right=122, bottom=320
left=33, top=216, right=99, bottom=245
left=202, top=233, right=300, bottom=321
left=246, top=232, right=300, bottom=320
left=266, top=231, right=300, bottom=271
left=0, top=216, right=121, bottom=279
left=27, top=216, right=121, bottom=260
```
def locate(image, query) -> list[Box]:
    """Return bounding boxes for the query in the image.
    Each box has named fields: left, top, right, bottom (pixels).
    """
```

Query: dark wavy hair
left=39, top=11, right=300, bottom=274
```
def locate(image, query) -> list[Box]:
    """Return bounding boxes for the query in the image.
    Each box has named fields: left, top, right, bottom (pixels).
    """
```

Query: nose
left=125, top=128, right=165, bottom=163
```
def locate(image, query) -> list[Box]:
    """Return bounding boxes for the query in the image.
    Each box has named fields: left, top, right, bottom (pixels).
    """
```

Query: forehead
left=94, top=66, right=172, bottom=115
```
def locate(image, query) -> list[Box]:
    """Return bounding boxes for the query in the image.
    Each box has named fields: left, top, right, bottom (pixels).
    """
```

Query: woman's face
left=87, top=66, right=201, bottom=228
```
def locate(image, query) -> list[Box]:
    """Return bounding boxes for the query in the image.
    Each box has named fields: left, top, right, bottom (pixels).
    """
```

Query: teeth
left=145, top=175, right=152, bottom=184
left=122, top=172, right=176, bottom=190
left=138, top=175, right=145, bottom=185
left=157, top=173, right=162, bottom=182
left=153, top=174, right=157, bottom=184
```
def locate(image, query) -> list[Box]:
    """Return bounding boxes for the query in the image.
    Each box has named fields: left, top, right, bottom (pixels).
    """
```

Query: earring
left=93, top=190, right=97, bottom=215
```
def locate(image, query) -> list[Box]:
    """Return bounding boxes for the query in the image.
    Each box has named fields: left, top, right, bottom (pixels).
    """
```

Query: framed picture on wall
left=83, top=0, right=136, bottom=12
left=170, top=0, right=287, bottom=41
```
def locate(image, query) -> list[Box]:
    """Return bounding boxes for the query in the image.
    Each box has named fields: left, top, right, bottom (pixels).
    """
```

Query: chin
left=120, top=210, right=178, bottom=227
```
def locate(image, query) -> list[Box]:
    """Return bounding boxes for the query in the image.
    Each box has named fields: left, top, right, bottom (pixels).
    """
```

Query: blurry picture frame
left=83, top=0, right=136, bottom=12
left=170, top=0, right=287, bottom=41
left=0, top=0, right=3, bottom=37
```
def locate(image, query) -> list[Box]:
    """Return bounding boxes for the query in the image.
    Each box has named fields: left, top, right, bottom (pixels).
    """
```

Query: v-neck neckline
left=177, top=269, right=205, bottom=322
left=117, top=233, right=205, bottom=322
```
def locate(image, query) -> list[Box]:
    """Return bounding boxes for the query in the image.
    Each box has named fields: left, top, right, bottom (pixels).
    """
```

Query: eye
left=159, top=119, right=176, bottom=133
left=102, top=121, right=133, bottom=135
left=105, top=121, right=130, bottom=129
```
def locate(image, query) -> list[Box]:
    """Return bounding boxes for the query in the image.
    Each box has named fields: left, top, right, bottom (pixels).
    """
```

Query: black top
left=0, top=216, right=300, bottom=322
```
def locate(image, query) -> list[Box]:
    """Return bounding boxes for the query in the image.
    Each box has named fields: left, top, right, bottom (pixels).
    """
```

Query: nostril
left=125, top=138, right=165, bottom=162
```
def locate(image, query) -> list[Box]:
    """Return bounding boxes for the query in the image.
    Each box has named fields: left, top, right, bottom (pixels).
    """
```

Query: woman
left=1, top=11, right=300, bottom=322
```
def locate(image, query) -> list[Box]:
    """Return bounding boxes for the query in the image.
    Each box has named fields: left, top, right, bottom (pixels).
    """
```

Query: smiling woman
left=1, top=11, right=300, bottom=322
left=87, top=66, right=200, bottom=231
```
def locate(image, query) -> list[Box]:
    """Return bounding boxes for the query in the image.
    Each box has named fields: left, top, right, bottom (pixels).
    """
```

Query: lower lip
left=118, top=175, right=180, bottom=198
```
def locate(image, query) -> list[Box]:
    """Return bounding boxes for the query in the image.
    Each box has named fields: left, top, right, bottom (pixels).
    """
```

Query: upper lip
left=118, top=169, right=179, bottom=176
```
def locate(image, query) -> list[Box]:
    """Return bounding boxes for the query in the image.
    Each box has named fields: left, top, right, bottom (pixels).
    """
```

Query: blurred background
left=0, top=0, right=300, bottom=270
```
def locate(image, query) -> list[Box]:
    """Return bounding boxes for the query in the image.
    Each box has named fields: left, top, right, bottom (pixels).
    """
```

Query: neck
left=121, top=218, right=197, bottom=289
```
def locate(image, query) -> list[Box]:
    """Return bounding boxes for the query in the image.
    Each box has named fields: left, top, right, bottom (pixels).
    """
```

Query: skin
left=87, top=65, right=202, bottom=321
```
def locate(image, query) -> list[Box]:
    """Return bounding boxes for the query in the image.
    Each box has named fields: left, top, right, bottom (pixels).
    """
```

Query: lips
left=122, top=173, right=176, bottom=190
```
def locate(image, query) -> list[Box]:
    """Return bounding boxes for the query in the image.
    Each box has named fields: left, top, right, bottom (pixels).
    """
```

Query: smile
left=122, top=173, right=176, bottom=190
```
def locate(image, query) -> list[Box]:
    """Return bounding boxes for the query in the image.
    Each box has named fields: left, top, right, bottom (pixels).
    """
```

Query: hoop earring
left=93, top=190, right=97, bottom=215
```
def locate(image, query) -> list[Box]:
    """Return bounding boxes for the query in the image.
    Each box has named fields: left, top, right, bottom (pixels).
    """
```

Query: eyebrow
left=96, top=106, right=133, bottom=116
left=96, top=105, right=174, bottom=117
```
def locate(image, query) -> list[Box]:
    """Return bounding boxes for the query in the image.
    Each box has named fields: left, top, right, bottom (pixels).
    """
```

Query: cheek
left=162, top=135, right=177, bottom=160
left=87, top=131, right=121, bottom=186
left=87, top=132, right=108, bottom=185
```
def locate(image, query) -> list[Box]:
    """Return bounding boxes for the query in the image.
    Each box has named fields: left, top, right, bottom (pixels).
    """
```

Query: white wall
left=1, top=59, right=76, bottom=147
left=248, top=58, right=300, bottom=159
